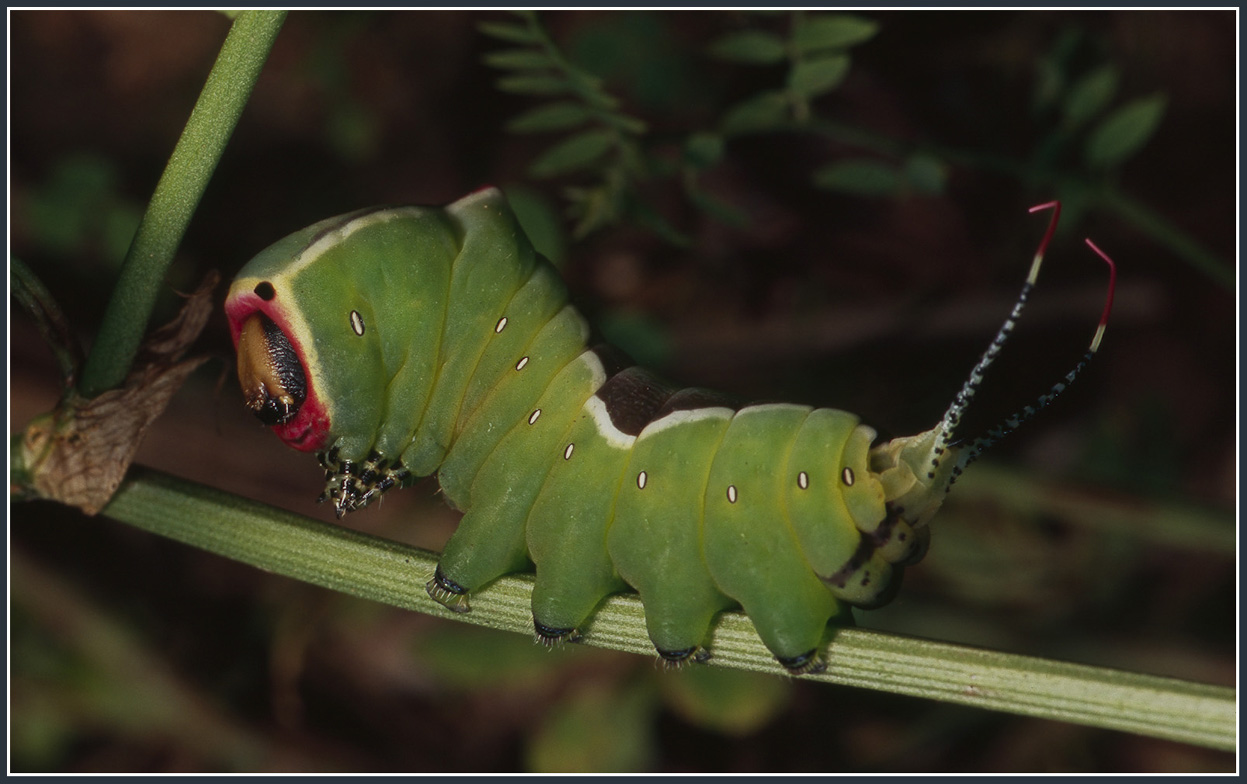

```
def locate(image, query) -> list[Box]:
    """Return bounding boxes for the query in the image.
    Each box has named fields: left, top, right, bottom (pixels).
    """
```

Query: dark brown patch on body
left=594, top=366, right=679, bottom=436
left=655, top=387, right=740, bottom=417
left=585, top=343, right=635, bottom=380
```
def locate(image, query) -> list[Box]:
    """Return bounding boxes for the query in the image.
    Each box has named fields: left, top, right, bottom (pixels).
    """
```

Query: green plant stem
left=91, top=465, right=1235, bottom=752
left=78, top=10, right=287, bottom=399
left=954, top=465, right=1235, bottom=557
left=11, top=257, right=83, bottom=389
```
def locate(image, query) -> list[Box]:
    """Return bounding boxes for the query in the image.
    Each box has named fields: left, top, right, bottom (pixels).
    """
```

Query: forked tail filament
left=927, top=201, right=1118, bottom=487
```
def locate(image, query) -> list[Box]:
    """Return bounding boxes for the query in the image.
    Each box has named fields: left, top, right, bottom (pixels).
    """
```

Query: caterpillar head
left=226, top=196, right=500, bottom=516
left=225, top=212, right=364, bottom=455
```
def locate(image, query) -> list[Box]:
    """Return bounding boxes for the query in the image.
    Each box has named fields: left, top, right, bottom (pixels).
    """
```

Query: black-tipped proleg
left=425, top=565, right=471, bottom=613
left=533, top=620, right=580, bottom=645
left=656, top=646, right=698, bottom=667
left=776, top=649, right=826, bottom=676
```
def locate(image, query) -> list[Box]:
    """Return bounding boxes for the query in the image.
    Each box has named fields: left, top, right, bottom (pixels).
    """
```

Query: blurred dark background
left=9, top=10, right=1235, bottom=773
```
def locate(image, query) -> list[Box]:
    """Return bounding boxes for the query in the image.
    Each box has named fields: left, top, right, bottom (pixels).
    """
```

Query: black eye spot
left=255, top=282, right=276, bottom=301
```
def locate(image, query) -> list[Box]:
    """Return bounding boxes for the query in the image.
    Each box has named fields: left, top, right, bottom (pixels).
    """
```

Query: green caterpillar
left=226, top=188, right=1115, bottom=674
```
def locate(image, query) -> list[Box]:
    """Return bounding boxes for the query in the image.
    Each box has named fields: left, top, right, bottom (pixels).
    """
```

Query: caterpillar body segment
left=439, top=349, right=608, bottom=601
left=226, top=188, right=1115, bottom=673
left=701, top=404, right=851, bottom=669
left=608, top=406, right=737, bottom=660
left=435, top=303, right=591, bottom=511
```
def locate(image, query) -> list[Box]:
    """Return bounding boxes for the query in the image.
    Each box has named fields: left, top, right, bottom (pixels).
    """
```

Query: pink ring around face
left=226, top=286, right=332, bottom=453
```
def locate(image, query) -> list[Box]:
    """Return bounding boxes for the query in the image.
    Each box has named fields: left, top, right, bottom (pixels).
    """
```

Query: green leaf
left=529, top=129, right=616, bottom=177
left=1063, top=65, right=1120, bottom=130
left=483, top=48, right=555, bottom=71
left=720, top=90, right=790, bottom=135
left=501, top=185, right=568, bottom=267
left=902, top=153, right=947, bottom=194
left=1084, top=93, right=1167, bottom=170
left=599, top=112, right=648, bottom=135
left=506, top=102, right=590, bottom=133
left=325, top=100, right=378, bottom=162
left=813, top=158, right=901, bottom=196
left=578, top=85, right=621, bottom=113
left=661, top=666, right=791, bottom=736
left=630, top=198, right=693, bottom=247
left=412, top=624, right=571, bottom=689
left=25, top=153, right=125, bottom=257
left=477, top=20, right=540, bottom=45
left=787, top=53, right=851, bottom=99
left=706, top=30, right=787, bottom=64
left=793, top=14, right=880, bottom=54
left=687, top=188, right=749, bottom=229
left=496, top=73, right=570, bottom=96
left=683, top=132, right=725, bottom=170
left=567, top=186, right=615, bottom=239
left=526, top=684, right=656, bottom=773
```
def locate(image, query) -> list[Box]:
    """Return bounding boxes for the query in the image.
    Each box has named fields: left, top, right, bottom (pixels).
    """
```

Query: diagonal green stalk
left=78, top=10, right=287, bottom=399
left=11, top=257, right=84, bottom=390
left=95, top=465, right=1235, bottom=752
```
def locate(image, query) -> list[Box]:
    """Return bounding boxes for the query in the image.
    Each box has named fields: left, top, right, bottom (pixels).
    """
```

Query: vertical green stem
left=78, top=10, right=287, bottom=399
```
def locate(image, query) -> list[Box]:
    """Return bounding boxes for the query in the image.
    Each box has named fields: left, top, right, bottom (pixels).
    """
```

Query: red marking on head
left=225, top=286, right=332, bottom=452
left=273, top=403, right=331, bottom=452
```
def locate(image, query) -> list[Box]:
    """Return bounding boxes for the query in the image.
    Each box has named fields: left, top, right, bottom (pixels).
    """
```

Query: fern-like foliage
left=710, top=11, right=879, bottom=132
left=479, top=11, right=882, bottom=242
left=478, top=11, right=1193, bottom=287
left=479, top=11, right=651, bottom=240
